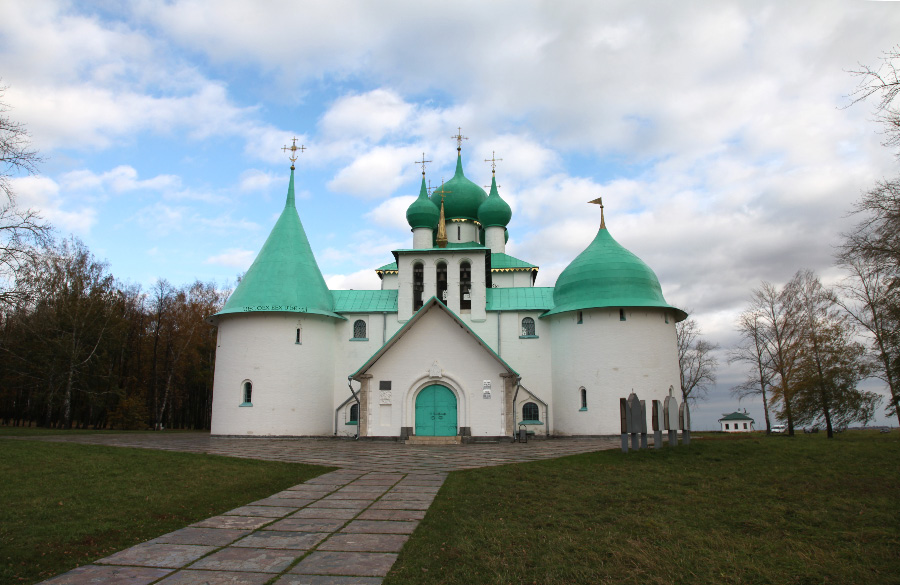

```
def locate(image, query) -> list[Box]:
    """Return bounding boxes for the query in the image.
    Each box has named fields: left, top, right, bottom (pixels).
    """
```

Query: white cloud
left=320, top=89, right=413, bottom=142
left=205, top=248, right=255, bottom=269
left=62, top=165, right=180, bottom=193
left=238, top=169, right=278, bottom=192
left=328, top=145, right=421, bottom=198
left=365, top=195, right=416, bottom=232
left=10, top=175, right=97, bottom=235
left=325, top=268, right=382, bottom=291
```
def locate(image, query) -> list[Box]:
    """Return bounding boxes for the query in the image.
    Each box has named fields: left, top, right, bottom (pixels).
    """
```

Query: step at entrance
left=405, top=436, right=462, bottom=446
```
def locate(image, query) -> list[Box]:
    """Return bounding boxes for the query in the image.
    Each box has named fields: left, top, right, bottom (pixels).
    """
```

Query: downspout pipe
left=511, top=376, right=521, bottom=440
left=347, top=376, right=361, bottom=440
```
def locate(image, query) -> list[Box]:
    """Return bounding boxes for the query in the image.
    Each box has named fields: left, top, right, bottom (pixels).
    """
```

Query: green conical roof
left=406, top=176, right=440, bottom=229
left=477, top=175, right=512, bottom=227
left=429, top=153, right=487, bottom=221
left=214, top=169, right=341, bottom=319
left=545, top=224, right=686, bottom=320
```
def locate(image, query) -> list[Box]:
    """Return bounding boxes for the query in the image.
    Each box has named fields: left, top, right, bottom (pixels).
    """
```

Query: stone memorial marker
left=627, top=392, right=642, bottom=450
left=680, top=400, right=691, bottom=445
left=651, top=399, right=663, bottom=449
left=619, top=397, right=629, bottom=453
left=664, top=386, right=679, bottom=447
left=640, top=399, right=648, bottom=449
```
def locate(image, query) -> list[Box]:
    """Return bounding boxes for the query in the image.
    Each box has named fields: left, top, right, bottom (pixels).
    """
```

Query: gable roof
left=718, top=412, right=755, bottom=422
left=350, top=296, right=518, bottom=380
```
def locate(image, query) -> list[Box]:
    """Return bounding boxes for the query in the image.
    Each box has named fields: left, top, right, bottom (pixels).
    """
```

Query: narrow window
left=665, top=312, right=669, bottom=324
left=521, top=317, right=536, bottom=337
left=577, top=310, right=583, bottom=324
left=353, top=319, right=367, bottom=339
left=349, top=403, right=359, bottom=424
left=725, top=423, right=730, bottom=430
left=457, top=225, right=461, bottom=240
left=295, top=327, right=301, bottom=343
left=460, top=261, right=472, bottom=310
left=242, top=381, right=252, bottom=405
left=522, top=402, right=539, bottom=422
left=436, top=261, right=448, bottom=302
left=743, top=423, right=748, bottom=429
left=580, top=388, right=587, bottom=410
left=619, top=309, right=626, bottom=321
left=413, top=262, right=424, bottom=311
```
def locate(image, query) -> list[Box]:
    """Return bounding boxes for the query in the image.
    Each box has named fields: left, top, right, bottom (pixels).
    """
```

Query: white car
left=771, top=424, right=786, bottom=434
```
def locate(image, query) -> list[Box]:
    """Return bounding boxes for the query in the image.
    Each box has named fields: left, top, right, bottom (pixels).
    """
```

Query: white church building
left=208, top=139, right=687, bottom=440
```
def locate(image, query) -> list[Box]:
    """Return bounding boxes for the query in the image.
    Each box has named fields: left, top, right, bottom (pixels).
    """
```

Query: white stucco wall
left=485, top=226, right=505, bottom=254
left=720, top=419, right=754, bottom=432
left=210, top=312, right=337, bottom=436
left=549, top=308, right=680, bottom=436
left=361, top=306, right=510, bottom=438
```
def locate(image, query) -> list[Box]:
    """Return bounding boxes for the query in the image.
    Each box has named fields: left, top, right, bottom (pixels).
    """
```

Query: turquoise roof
left=719, top=412, right=755, bottom=422
left=332, top=289, right=398, bottom=313
left=214, top=169, right=341, bottom=320
left=429, top=153, right=487, bottom=222
left=375, top=262, right=398, bottom=273
left=490, top=253, right=537, bottom=271
left=544, top=225, right=687, bottom=321
left=486, top=287, right=554, bottom=311
left=406, top=177, right=440, bottom=229
left=477, top=175, right=512, bottom=227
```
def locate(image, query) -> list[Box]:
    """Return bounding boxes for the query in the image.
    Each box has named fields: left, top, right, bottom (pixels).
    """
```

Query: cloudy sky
left=3, top=1, right=899, bottom=428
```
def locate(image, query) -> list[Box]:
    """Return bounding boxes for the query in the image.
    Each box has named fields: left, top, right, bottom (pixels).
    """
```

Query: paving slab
left=306, top=499, right=371, bottom=510
left=151, top=527, right=251, bottom=546
left=341, top=520, right=418, bottom=535
left=290, top=508, right=360, bottom=520
left=321, top=492, right=381, bottom=501
left=96, top=543, right=216, bottom=568
left=337, top=485, right=390, bottom=494
left=317, top=534, right=409, bottom=553
left=379, top=492, right=435, bottom=501
left=368, top=500, right=431, bottom=510
left=155, top=569, right=272, bottom=585
left=193, top=516, right=274, bottom=530
left=225, top=505, right=300, bottom=517
left=264, top=518, right=348, bottom=532
left=190, top=547, right=304, bottom=573
left=249, top=497, right=315, bottom=507
left=38, top=565, right=172, bottom=585
left=232, top=530, right=328, bottom=550
left=290, top=551, right=398, bottom=577
left=356, top=509, right=426, bottom=521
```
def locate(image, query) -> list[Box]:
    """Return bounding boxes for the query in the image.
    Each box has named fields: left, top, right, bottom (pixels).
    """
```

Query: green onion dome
left=545, top=222, right=686, bottom=321
left=477, top=175, right=512, bottom=227
left=429, top=154, right=487, bottom=222
left=406, top=177, right=440, bottom=229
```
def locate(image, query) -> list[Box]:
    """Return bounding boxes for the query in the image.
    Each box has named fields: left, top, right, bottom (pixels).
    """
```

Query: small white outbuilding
left=719, top=411, right=755, bottom=433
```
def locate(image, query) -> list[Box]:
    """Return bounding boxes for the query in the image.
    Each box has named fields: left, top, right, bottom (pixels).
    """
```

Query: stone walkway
left=28, top=434, right=619, bottom=584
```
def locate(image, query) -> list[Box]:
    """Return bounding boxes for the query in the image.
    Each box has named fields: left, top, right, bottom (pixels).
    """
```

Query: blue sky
left=3, top=0, right=899, bottom=429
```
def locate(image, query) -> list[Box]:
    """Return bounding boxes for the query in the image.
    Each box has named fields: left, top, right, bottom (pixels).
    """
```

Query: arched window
left=413, top=262, right=424, bottom=310
left=521, top=317, right=536, bottom=337
left=242, top=381, right=252, bottom=405
left=349, top=403, right=359, bottom=424
left=522, top=402, right=539, bottom=422
left=580, top=388, right=587, bottom=410
left=353, top=319, right=367, bottom=339
left=460, top=261, right=472, bottom=310
left=436, top=261, right=448, bottom=302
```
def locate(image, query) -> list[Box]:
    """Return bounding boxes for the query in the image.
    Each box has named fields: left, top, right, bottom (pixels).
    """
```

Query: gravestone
left=619, top=397, right=629, bottom=453
left=651, top=400, right=663, bottom=449
left=627, top=392, right=642, bottom=450
left=664, top=386, right=679, bottom=447
left=680, top=401, right=691, bottom=445
left=640, top=399, right=648, bottom=449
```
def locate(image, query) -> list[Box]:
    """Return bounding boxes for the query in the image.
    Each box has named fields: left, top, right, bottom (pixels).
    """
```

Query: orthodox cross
left=282, top=138, right=306, bottom=169
left=452, top=127, right=468, bottom=152
left=588, top=197, right=606, bottom=229
left=484, top=151, right=502, bottom=175
left=415, top=153, right=432, bottom=177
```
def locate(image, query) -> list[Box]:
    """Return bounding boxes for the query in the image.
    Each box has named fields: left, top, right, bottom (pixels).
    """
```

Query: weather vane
left=452, top=127, right=468, bottom=152
left=484, top=151, right=502, bottom=175
left=589, top=197, right=606, bottom=229
left=415, top=153, right=432, bottom=177
left=282, top=137, right=307, bottom=170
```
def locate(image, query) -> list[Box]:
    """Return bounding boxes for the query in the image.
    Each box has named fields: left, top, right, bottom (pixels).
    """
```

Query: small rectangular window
left=725, top=423, right=729, bottom=430
left=379, top=381, right=392, bottom=391
left=295, top=328, right=301, bottom=343
left=619, top=309, right=626, bottom=321
left=576, top=311, right=583, bottom=324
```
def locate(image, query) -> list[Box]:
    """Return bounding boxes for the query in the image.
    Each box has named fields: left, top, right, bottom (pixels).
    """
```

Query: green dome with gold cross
left=429, top=152, right=487, bottom=222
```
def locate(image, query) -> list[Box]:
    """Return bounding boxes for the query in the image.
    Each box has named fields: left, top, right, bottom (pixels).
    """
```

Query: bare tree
left=0, top=84, right=49, bottom=309
left=676, top=316, right=718, bottom=405
left=729, top=308, right=775, bottom=433
left=848, top=45, right=900, bottom=152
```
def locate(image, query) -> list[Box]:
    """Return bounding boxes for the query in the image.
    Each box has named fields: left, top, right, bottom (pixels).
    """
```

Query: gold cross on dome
left=434, top=179, right=452, bottom=201
left=452, top=127, right=468, bottom=151
left=415, top=153, right=432, bottom=176
left=589, top=197, right=606, bottom=229
left=484, top=151, right=502, bottom=175
left=282, top=138, right=307, bottom=169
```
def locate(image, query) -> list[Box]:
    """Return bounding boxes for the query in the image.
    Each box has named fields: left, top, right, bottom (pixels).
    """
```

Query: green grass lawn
left=0, top=436, right=332, bottom=584
left=386, top=431, right=900, bottom=585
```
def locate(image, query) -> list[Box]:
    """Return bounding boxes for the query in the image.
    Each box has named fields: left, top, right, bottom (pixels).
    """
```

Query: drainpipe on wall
left=510, top=376, right=521, bottom=440
left=347, top=376, right=361, bottom=440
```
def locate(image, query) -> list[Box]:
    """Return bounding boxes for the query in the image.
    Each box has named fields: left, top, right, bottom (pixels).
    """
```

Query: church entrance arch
left=414, top=385, right=458, bottom=437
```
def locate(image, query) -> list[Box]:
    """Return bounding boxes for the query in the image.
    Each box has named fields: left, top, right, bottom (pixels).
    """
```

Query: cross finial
left=282, top=137, right=307, bottom=170
left=415, top=153, right=432, bottom=177
left=434, top=179, right=451, bottom=201
left=589, top=197, right=606, bottom=229
left=452, top=127, right=468, bottom=152
left=484, top=151, right=502, bottom=175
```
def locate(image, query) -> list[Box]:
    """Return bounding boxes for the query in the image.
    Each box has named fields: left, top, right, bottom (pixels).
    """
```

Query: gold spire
left=435, top=180, right=451, bottom=248
left=589, top=197, right=606, bottom=229
left=282, top=137, right=307, bottom=170
left=451, top=127, right=468, bottom=152
left=415, top=152, right=431, bottom=177
left=484, top=151, right=502, bottom=175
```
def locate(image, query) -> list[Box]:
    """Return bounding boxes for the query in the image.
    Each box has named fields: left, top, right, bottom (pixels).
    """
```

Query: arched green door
left=415, top=385, right=458, bottom=437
